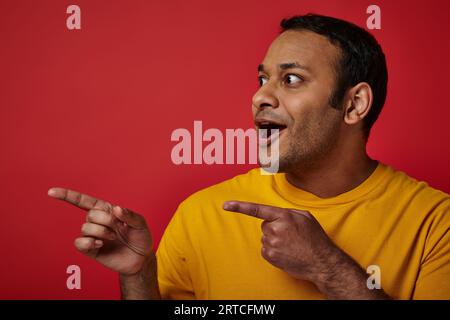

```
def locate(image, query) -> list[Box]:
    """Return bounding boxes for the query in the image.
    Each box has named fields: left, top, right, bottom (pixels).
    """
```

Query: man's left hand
left=223, top=200, right=341, bottom=284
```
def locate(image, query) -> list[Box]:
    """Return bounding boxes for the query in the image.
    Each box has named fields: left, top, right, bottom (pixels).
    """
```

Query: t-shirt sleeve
left=156, top=205, right=196, bottom=300
left=413, top=201, right=450, bottom=299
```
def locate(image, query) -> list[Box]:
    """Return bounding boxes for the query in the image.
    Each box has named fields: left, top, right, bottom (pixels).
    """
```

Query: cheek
left=279, top=95, right=302, bottom=124
left=281, top=96, right=313, bottom=133
left=281, top=89, right=332, bottom=128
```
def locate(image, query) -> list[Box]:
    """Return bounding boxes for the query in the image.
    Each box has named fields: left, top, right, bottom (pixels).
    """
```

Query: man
left=48, top=14, right=450, bottom=299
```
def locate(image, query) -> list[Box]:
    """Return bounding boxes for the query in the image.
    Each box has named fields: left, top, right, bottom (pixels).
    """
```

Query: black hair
left=280, top=13, right=388, bottom=138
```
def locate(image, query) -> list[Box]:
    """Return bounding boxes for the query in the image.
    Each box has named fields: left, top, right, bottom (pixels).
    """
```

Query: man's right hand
left=48, top=187, right=153, bottom=276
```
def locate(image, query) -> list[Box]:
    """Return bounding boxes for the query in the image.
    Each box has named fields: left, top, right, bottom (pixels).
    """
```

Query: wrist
left=119, top=251, right=160, bottom=300
left=310, top=245, right=355, bottom=290
left=310, top=246, right=390, bottom=299
left=119, top=251, right=157, bottom=280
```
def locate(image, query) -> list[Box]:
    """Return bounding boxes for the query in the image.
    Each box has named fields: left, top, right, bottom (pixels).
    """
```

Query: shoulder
left=383, top=165, right=450, bottom=242
left=385, top=164, right=450, bottom=209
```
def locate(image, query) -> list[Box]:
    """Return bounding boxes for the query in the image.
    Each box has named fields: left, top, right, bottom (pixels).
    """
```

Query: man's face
left=253, top=30, right=345, bottom=172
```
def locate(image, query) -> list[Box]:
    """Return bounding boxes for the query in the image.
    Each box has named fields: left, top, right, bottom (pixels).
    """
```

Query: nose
left=252, top=83, right=279, bottom=110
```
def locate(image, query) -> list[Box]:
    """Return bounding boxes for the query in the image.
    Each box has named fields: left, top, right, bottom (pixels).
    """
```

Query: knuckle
left=263, top=248, right=278, bottom=262
left=261, top=220, right=270, bottom=232
left=78, top=193, right=85, bottom=205
left=268, top=237, right=281, bottom=247
left=94, top=200, right=106, bottom=211
left=93, top=210, right=111, bottom=226
left=275, top=222, right=290, bottom=234
left=268, top=224, right=279, bottom=234
left=262, top=234, right=279, bottom=247
left=81, top=222, right=90, bottom=234
left=104, top=202, right=113, bottom=213
left=261, top=235, right=268, bottom=245
left=74, top=238, right=90, bottom=251
left=261, top=246, right=266, bottom=258
left=106, top=214, right=115, bottom=227
left=87, top=210, right=96, bottom=222
left=72, top=190, right=81, bottom=205
left=121, top=207, right=131, bottom=219
left=92, top=198, right=99, bottom=209
left=268, top=249, right=279, bottom=261
left=100, top=226, right=110, bottom=237
left=251, top=205, right=261, bottom=218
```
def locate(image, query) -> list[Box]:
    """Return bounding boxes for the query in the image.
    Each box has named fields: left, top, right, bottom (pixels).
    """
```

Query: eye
left=284, top=74, right=303, bottom=85
left=258, top=75, right=268, bottom=87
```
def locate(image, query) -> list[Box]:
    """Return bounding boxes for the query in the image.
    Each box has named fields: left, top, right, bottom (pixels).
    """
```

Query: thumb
left=112, top=205, right=147, bottom=230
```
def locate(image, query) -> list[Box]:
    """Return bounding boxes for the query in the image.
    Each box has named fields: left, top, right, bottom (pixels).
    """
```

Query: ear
left=343, top=82, right=373, bottom=125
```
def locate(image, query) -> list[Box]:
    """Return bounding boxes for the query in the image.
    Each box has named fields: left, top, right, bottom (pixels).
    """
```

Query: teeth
left=259, top=127, right=280, bottom=139
left=259, top=124, right=284, bottom=130
left=259, top=122, right=280, bottom=128
left=256, top=120, right=287, bottom=140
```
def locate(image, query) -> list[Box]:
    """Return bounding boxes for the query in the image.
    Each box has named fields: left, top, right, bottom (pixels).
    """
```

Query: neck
left=285, top=137, right=377, bottom=199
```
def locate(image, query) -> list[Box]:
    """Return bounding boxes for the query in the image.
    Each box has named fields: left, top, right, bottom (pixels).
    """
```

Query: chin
left=257, top=153, right=290, bottom=174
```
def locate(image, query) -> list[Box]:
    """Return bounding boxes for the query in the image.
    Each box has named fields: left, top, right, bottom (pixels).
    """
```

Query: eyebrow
left=258, top=62, right=311, bottom=73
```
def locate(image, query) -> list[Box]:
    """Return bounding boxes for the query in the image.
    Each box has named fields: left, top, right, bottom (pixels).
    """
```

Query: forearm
left=313, top=247, right=391, bottom=300
left=119, top=252, right=161, bottom=300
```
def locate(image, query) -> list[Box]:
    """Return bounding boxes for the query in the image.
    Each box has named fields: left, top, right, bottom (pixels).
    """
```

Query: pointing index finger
left=223, top=201, right=285, bottom=221
left=48, top=187, right=112, bottom=212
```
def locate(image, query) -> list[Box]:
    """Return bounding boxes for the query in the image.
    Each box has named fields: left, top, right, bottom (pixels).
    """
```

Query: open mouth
left=255, top=119, right=287, bottom=145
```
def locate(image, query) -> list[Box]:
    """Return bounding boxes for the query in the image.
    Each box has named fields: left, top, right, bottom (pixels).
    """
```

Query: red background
left=0, top=0, right=449, bottom=299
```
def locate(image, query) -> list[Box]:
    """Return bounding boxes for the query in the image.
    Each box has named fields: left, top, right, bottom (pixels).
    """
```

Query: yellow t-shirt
left=156, top=163, right=450, bottom=299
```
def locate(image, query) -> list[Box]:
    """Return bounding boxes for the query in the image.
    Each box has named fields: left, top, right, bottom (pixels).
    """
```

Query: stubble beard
left=277, top=115, right=342, bottom=173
